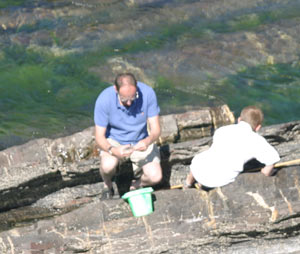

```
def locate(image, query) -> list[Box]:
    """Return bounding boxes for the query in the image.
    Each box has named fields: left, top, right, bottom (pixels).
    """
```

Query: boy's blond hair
left=240, top=106, right=264, bottom=130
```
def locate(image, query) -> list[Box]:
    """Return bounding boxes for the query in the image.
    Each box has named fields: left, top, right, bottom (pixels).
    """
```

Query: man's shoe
left=100, top=187, right=115, bottom=200
left=129, top=179, right=142, bottom=191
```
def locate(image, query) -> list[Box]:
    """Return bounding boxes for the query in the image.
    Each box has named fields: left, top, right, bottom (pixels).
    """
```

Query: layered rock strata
left=0, top=105, right=299, bottom=253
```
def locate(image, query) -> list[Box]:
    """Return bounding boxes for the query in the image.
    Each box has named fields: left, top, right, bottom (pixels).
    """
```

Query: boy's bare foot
left=182, top=180, right=193, bottom=190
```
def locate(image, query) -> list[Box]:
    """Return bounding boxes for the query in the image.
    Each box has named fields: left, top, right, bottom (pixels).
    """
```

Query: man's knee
left=144, top=163, right=163, bottom=184
left=152, top=171, right=163, bottom=184
left=100, top=156, right=118, bottom=174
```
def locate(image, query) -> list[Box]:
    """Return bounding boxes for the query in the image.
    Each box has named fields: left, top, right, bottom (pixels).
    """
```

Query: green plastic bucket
left=122, top=187, right=154, bottom=217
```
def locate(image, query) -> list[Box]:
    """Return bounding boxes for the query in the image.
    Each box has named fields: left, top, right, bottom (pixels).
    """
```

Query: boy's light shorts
left=103, top=138, right=161, bottom=178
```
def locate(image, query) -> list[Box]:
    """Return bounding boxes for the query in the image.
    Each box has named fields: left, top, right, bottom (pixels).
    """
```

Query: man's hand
left=111, top=144, right=134, bottom=158
left=133, top=138, right=149, bottom=151
left=133, top=115, right=161, bottom=152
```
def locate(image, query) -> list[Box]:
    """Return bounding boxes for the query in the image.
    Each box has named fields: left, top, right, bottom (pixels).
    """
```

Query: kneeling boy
left=185, top=106, right=280, bottom=189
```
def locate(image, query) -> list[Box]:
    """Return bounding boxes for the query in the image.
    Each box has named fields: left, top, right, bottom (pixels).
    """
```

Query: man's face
left=117, top=84, right=137, bottom=107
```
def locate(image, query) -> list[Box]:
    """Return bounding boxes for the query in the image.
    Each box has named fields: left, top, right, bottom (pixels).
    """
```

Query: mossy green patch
left=209, top=63, right=300, bottom=125
left=0, top=0, right=25, bottom=9
left=0, top=45, right=109, bottom=141
left=154, top=76, right=210, bottom=114
left=1, top=0, right=300, bottom=149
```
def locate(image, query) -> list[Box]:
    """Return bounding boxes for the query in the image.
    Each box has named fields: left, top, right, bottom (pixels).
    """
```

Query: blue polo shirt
left=94, top=81, right=160, bottom=144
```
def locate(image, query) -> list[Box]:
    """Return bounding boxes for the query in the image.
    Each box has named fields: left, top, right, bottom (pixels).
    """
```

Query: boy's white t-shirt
left=190, top=121, right=280, bottom=188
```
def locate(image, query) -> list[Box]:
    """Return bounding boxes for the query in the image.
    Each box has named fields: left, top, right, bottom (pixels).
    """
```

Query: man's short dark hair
left=114, top=73, right=137, bottom=91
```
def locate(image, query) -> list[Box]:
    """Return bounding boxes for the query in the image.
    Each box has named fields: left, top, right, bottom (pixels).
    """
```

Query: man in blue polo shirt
left=94, top=73, right=162, bottom=199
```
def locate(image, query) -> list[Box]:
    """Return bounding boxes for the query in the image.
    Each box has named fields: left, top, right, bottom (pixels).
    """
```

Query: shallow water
left=0, top=0, right=300, bottom=149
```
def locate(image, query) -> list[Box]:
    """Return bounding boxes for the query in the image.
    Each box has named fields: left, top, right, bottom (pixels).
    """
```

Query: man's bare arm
left=134, top=115, right=161, bottom=151
left=95, top=125, right=133, bottom=157
left=95, top=125, right=112, bottom=152
left=146, top=115, right=161, bottom=145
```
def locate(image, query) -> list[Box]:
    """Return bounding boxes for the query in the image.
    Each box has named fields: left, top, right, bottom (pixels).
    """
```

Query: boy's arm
left=255, top=135, right=280, bottom=176
left=261, top=164, right=275, bottom=176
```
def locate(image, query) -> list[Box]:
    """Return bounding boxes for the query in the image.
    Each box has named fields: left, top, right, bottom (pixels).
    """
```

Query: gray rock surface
left=1, top=169, right=300, bottom=253
left=0, top=107, right=299, bottom=253
left=0, top=105, right=233, bottom=212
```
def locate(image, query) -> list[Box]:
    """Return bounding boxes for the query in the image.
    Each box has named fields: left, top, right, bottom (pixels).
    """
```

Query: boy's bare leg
left=185, top=171, right=195, bottom=187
